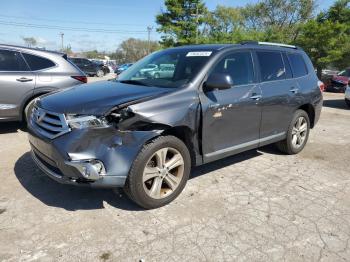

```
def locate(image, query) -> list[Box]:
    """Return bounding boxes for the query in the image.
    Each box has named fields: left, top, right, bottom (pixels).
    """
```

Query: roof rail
left=240, top=41, right=297, bottom=49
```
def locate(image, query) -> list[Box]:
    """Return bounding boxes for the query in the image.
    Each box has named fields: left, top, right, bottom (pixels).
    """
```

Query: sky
left=0, top=0, right=336, bottom=52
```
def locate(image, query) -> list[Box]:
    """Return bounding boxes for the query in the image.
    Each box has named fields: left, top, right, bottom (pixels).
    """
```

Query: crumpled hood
left=38, top=81, right=171, bottom=115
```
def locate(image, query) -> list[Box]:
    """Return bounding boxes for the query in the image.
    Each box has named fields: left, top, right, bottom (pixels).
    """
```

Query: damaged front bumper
left=28, top=125, right=161, bottom=188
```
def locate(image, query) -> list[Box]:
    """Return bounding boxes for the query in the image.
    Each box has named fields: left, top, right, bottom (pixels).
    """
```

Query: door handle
left=16, top=77, right=33, bottom=82
left=290, top=87, right=299, bottom=94
left=250, top=94, right=262, bottom=100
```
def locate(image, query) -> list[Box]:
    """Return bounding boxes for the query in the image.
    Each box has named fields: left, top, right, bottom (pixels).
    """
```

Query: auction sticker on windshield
left=186, top=51, right=212, bottom=57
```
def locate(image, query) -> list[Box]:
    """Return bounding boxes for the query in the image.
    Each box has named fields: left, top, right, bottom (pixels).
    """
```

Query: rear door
left=0, top=49, right=35, bottom=120
left=256, top=50, right=297, bottom=144
left=201, top=51, right=262, bottom=162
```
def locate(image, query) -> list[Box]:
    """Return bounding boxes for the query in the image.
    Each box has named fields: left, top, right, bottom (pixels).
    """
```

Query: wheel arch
left=298, top=104, right=315, bottom=128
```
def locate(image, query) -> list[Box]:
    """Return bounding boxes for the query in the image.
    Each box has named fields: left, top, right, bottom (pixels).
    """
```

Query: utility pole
left=147, top=26, right=153, bottom=54
left=59, top=32, right=64, bottom=51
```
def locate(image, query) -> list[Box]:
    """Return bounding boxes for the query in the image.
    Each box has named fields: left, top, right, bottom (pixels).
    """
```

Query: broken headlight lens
left=66, top=115, right=110, bottom=129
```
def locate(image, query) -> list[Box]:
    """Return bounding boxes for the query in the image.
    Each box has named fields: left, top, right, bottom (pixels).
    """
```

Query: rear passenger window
left=22, top=53, right=55, bottom=71
left=0, top=49, right=28, bottom=71
left=257, top=51, right=285, bottom=82
left=288, top=53, right=308, bottom=77
left=210, top=51, right=254, bottom=86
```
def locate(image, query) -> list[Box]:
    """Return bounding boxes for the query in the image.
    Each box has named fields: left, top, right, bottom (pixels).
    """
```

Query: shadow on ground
left=0, top=122, right=26, bottom=134
left=323, top=99, right=349, bottom=110
left=14, top=149, right=262, bottom=211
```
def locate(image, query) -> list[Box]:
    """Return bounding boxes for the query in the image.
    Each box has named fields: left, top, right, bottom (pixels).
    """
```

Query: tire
left=276, top=109, right=310, bottom=155
left=124, top=135, right=191, bottom=209
left=96, top=69, right=104, bottom=77
left=346, top=99, right=350, bottom=108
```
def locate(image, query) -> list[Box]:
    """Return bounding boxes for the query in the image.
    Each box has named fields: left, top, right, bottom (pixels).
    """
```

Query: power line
left=0, top=20, right=148, bottom=34
left=0, top=14, right=147, bottom=27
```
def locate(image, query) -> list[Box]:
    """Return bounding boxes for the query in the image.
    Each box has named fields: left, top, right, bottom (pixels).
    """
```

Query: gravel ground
left=0, top=92, right=349, bottom=262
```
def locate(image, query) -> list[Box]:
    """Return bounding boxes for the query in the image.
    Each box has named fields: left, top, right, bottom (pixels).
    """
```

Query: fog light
left=66, top=160, right=106, bottom=181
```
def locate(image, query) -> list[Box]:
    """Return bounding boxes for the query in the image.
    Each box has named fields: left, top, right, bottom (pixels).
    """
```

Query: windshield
left=117, top=49, right=214, bottom=88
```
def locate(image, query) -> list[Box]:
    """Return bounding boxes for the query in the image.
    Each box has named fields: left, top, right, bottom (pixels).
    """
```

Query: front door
left=200, top=51, right=262, bottom=163
left=0, top=49, right=35, bottom=120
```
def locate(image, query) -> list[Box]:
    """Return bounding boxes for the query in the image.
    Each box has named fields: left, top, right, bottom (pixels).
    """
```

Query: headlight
left=66, top=115, right=110, bottom=129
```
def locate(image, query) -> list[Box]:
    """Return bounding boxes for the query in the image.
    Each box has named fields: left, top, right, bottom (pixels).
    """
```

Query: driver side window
left=210, top=51, right=254, bottom=86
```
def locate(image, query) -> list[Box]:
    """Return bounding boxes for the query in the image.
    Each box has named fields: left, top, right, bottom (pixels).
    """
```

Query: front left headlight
left=66, top=115, right=110, bottom=129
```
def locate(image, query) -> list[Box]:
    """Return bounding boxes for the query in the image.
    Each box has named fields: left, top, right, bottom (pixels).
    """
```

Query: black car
left=69, top=57, right=106, bottom=77
left=28, top=42, right=323, bottom=209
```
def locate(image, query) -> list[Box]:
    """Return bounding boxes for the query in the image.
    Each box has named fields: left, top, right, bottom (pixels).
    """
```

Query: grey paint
left=27, top=43, right=323, bottom=188
left=0, top=44, right=86, bottom=121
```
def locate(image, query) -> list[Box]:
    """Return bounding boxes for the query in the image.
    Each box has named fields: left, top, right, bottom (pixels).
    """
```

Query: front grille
left=30, top=106, right=70, bottom=139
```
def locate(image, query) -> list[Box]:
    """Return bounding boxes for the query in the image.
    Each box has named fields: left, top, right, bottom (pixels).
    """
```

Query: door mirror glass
left=204, top=73, right=233, bottom=92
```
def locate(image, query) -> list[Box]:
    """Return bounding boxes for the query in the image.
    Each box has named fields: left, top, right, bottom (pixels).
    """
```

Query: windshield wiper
left=118, top=79, right=151, bottom=87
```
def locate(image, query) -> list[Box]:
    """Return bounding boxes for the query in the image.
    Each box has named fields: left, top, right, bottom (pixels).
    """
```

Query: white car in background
left=345, top=86, right=350, bottom=107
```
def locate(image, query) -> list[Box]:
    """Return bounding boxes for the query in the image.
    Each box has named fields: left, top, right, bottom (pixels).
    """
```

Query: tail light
left=71, top=76, right=88, bottom=83
left=318, top=80, right=325, bottom=92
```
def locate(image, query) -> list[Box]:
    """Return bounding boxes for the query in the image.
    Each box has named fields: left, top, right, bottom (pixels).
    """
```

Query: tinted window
left=282, top=53, right=293, bottom=79
left=0, top=49, right=28, bottom=71
left=210, top=52, right=254, bottom=86
left=257, top=51, right=285, bottom=82
left=288, top=53, right=308, bottom=77
left=22, top=53, right=55, bottom=71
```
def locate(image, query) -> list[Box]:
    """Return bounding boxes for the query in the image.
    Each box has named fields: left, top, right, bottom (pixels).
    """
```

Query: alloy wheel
left=291, top=116, right=308, bottom=148
left=142, top=147, right=184, bottom=199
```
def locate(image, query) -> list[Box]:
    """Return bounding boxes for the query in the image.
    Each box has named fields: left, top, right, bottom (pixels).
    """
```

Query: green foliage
left=156, top=0, right=207, bottom=46
left=111, top=38, right=160, bottom=64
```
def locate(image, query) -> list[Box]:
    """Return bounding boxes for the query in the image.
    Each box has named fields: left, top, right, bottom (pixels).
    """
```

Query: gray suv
left=27, top=42, right=323, bottom=209
left=0, top=44, right=86, bottom=122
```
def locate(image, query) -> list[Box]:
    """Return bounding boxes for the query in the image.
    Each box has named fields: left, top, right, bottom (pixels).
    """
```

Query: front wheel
left=124, top=136, right=191, bottom=209
left=276, top=110, right=310, bottom=155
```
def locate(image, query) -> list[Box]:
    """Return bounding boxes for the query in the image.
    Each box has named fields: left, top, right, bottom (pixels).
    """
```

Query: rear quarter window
left=22, top=53, right=56, bottom=71
left=287, top=53, right=308, bottom=77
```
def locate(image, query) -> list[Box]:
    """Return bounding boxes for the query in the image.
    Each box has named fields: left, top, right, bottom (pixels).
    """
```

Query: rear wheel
left=124, top=136, right=191, bottom=209
left=276, top=110, right=310, bottom=154
left=96, top=69, right=104, bottom=77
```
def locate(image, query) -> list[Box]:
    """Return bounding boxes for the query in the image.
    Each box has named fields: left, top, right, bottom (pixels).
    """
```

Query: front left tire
left=346, top=99, right=350, bottom=108
left=124, top=135, right=191, bottom=209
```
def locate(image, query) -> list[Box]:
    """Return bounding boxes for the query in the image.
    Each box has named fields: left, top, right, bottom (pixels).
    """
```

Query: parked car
left=345, top=86, right=350, bottom=107
left=325, top=68, right=350, bottom=93
left=146, top=64, right=175, bottom=79
left=138, top=63, right=158, bottom=76
left=115, top=63, right=133, bottom=75
left=90, top=59, right=110, bottom=75
left=69, top=57, right=105, bottom=77
left=27, top=42, right=322, bottom=209
left=0, top=44, right=86, bottom=122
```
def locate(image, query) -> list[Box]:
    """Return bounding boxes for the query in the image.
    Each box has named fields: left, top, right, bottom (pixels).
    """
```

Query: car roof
left=170, top=42, right=302, bottom=53
left=0, top=44, right=65, bottom=56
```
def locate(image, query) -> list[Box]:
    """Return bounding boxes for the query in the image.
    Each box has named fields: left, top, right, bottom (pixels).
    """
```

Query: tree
left=296, top=19, right=349, bottom=78
left=113, top=38, right=160, bottom=63
left=156, top=0, right=207, bottom=47
left=22, top=37, right=37, bottom=47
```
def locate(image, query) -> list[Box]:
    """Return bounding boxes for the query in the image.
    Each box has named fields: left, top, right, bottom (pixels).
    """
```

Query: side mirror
left=203, top=73, right=233, bottom=92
